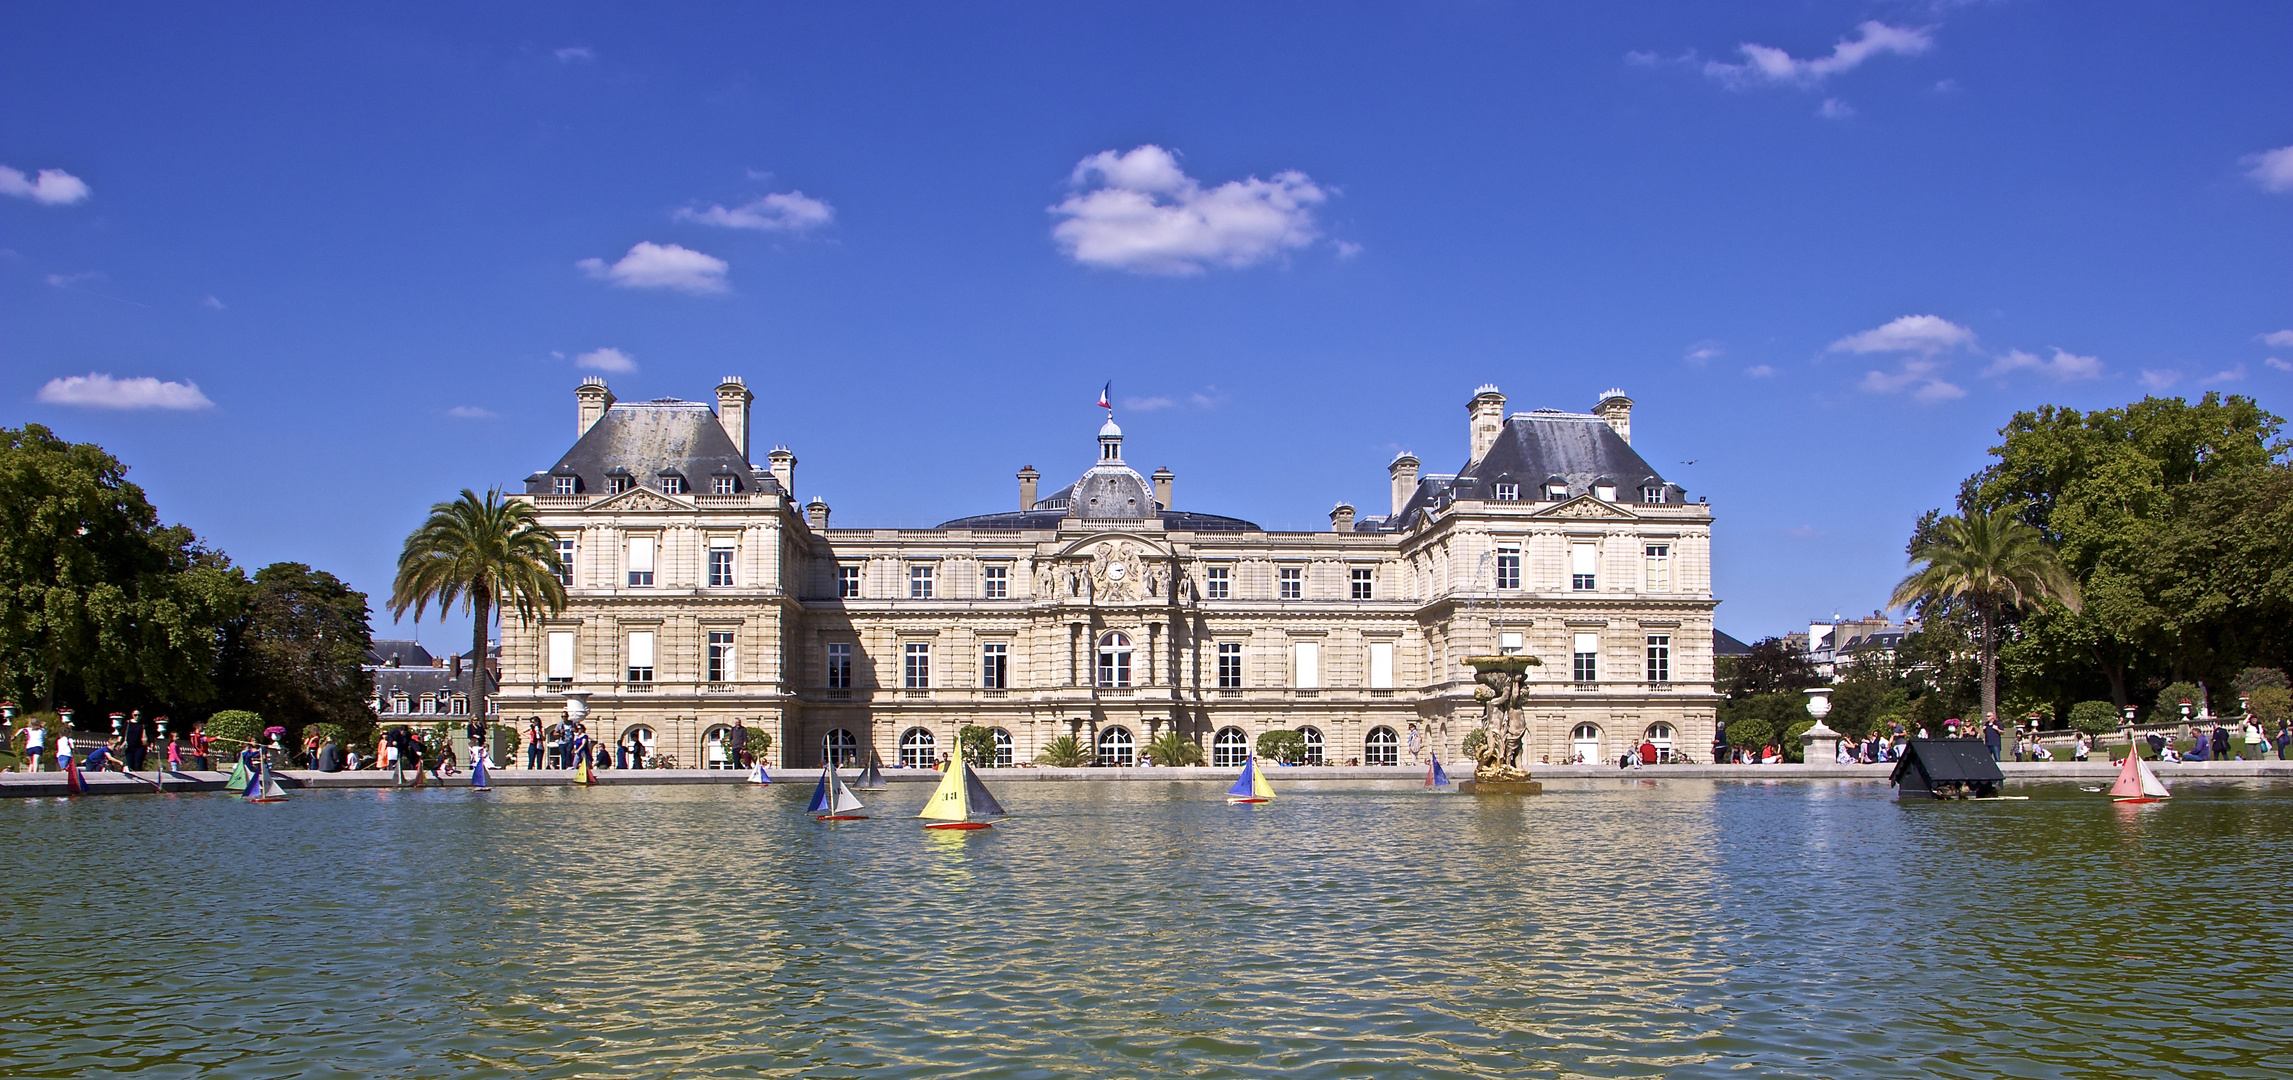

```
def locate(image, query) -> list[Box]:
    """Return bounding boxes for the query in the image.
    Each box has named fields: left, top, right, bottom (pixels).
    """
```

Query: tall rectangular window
left=547, top=630, right=574, bottom=685
left=826, top=643, right=852, bottom=689
left=1369, top=641, right=1395, bottom=689
left=1350, top=568, right=1374, bottom=600
left=707, top=631, right=736, bottom=682
left=1645, top=635, right=1671, bottom=683
left=627, top=535, right=655, bottom=587
left=983, top=565, right=1008, bottom=599
left=1572, top=632, right=1598, bottom=683
left=1495, top=545, right=1521, bottom=590
left=708, top=541, right=735, bottom=587
left=1217, top=642, right=1243, bottom=688
left=904, top=642, right=931, bottom=688
left=1206, top=566, right=1230, bottom=599
left=627, top=631, right=655, bottom=684
left=1293, top=641, right=1320, bottom=688
left=1570, top=544, right=1597, bottom=591
left=1498, top=632, right=1524, bottom=655
left=554, top=538, right=574, bottom=586
left=1644, top=544, right=1671, bottom=591
left=909, top=565, right=935, bottom=599
left=981, top=642, right=1008, bottom=688
left=837, top=565, right=860, bottom=598
left=1279, top=567, right=1302, bottom=600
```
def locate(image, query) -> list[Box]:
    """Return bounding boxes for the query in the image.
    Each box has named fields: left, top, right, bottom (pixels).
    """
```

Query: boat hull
left=1226, top=796, right=1270, bottom=804
left=248, top=796, right=289, bottom=803
left=924, top=821, right=993, bottom=830
left=2112, top=796, right=2167, bottom=804
left=815, top=814, right=870, bottom=821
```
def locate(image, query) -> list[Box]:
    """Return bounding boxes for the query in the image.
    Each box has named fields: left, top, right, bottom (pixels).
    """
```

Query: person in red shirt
left=1639, top=739, right=1659, bottom=765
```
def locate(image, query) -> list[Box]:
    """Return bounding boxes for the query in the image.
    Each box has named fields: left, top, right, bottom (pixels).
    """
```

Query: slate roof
left=936, top=508, right=1261, bottom=532
left=366, top=639, right=435, bottom=667
left=1890, top=739, right=2006, bottom=786
left=523, top=400, right=770, bottom=497
left=1380, top=412, right=1684, bottom=530
left=934, top=423, right=1262, bottom=531
left=373, top=666, right=484, bottom=699
left=1713, top=630, right=1754, bottom=657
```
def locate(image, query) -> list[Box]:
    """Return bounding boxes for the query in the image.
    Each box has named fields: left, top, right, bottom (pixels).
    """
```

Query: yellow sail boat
left=918, top=751, right=1008, bottom=830
left=1226, top=753, right=1275, bottom=804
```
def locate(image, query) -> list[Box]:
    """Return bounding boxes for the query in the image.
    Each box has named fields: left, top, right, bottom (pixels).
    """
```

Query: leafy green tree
left=0, top=425, right=244, bottom=713
left=215, top=563, right=375, bottom=745
left=1034, top=735, right=1089, bottom=767
left=1891, top=508, right=2082, bottom=729
left=1143, top=729, right=1203, bottom=766
left=1721, top=693, right=1808, bottom=752
left=958, top=724, right=999, bottom=768
left=1255, top=728, right=1306, bottom=764
left=1717, top=637, right=1822, bottom=699
left=2068, top=701, right=2121, bottom=736
left=2248, top=686, right=2291, bottom=727
left=388, top=489, right=566, bottom=710
left=2157, top=681, right=2204, bottom=720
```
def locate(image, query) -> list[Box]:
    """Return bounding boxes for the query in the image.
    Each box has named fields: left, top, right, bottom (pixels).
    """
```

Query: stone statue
left=1464, top=655, right=1540, bottom=782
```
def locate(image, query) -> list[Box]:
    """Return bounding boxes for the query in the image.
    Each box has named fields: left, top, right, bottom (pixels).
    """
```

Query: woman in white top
left=54, top=731, right=75, bottom=771
left=15, top=722, right=45, bottom=771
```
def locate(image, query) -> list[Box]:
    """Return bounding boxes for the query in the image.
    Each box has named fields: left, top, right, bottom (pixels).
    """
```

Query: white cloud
left=37, top=373, right=213, bottom=410
left=1049, top=145, right=1328, bottom=274
left=1829, top=314, right=1977, bottom=355
left=200, top=295, right=224, bottom=310
left=556, top=46, right=594, bottom=62
left=1684, top=340, right=1725, bottom=365
left=0, top=165, right=91, bottom=205
left=574, top=347, right=637, bottom=373
left=1858, top=357, right=1963, bottom=402
left=677, top=191, right=835, bottom=233
left=2258, top=330, right=2293, bottom=347
left=1983, top=347, right=2103, bottom=381
left=1818, top=98, right=1856, bottom=119
left=2246, top=146, right=2293, bottom=193
left=1335, top=240, right=1364, bottom=259
left=1743, top=364, right=1777, bottom=378
left=1934, top=79, right=1959, bottom=93
left=446, top=405, right=497, bottom=419
left=2204, top=364, right=2247, bottom=384
left=2267, top=357, right=2292, bottom=372
left=576, top=242, right=729, bottom=293
left=45, top=271, right=101, bottom=288
left=2138, top=369, right=2181, bottom=392
left=1913, top=379, right=1967, bottom=402
left=1704, top=21, right=1934, bottom=89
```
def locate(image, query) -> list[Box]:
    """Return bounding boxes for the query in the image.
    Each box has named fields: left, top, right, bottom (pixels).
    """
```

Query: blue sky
left=4, top=2, right=2290, bottom=652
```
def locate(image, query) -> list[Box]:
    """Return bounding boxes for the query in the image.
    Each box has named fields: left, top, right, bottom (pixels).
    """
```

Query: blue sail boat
left=470, top=750, right=492, bottom=791
left=855, top=748, right=887, bottom=791
left=1226, top=753, right=1275, bottom=804
left=248, top=759, right=289, bottom=803
left=1426, top=751, right=1453, bottom=789
left=806, top=765, right=869, bottom=821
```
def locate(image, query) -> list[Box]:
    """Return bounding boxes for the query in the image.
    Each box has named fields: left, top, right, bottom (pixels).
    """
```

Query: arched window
left=1644, top=722, right=1675, bottom=763
left=622, top=725, right=657, bottom=766
left=1571, top=723, right=1602, bottom=765
left=1298, top=725, right=1326, bottom=766
left=823, top=727, right=859, bottom=767
left=1096, top=631, right=1133, bottom=688
left=1365, top=726, right=1399, bottom=766
left=701, top=724, right=735, bottom=768
left=1212, top=726, right=1251, bottom=767
left=899, top=726, right=937, bottom=769
left=990, top=727, right=1014, bottom=768
left=1096, top=725, right=1135, bottom=767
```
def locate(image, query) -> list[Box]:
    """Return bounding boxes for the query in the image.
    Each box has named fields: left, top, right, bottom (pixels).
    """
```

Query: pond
left=3, top=777, right=2288, bottom=1079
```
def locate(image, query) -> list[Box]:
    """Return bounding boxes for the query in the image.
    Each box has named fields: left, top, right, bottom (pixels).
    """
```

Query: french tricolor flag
left=1096, top=381, right=1111, bottom=410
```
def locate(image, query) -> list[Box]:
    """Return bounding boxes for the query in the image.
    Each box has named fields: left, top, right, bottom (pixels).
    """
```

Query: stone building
left=495, top=377, right=1719, bottom=769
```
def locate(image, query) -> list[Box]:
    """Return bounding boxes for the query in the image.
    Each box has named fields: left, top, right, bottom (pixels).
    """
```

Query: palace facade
left=495, top=378, right=1720, bottom=770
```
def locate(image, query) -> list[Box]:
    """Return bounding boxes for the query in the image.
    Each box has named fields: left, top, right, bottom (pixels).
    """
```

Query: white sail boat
left=806, top=765, right=869, bottom=821
left=248, top=759, right=289, bottom=803
left=2108, top=750, right=2171, bottom=804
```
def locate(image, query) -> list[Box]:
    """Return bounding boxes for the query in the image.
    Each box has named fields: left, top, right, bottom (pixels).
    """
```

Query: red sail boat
left=2108, top=751, right=2171, bottom=804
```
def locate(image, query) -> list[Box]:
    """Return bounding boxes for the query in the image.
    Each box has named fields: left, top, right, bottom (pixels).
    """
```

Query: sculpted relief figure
left=1466, top=655, right=1539, bottom=782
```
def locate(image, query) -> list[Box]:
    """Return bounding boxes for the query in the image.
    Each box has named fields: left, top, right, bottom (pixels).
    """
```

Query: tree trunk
left=472, top=589, right=492, bottom=719
left=1978, top=605, right=1999, bottom=727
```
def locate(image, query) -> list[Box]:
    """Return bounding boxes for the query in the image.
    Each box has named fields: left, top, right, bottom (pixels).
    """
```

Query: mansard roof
left=366, top=639, right=434, bottom=668
left=1383, top=411, right=1683, bottom=529
left=935, top=508, right=1261, bottom=532
left=523, top=399, right=771, bottom=497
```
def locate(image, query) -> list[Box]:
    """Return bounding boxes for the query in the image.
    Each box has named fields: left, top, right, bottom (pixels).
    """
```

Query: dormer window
left=553, top=475, right=576, bottom=496
left=607, top=475, right=632, bottom=495
left=1594, top=482, right=1616, bottom=502
left=659, top=473, right=687, bottom=495
left=711, top=475, right=737, bottom=495
left=1493, top=482, right=1519, bottom=501
left=1641, top=484, right=1665, bottom=503
left=1546, top=482, right=1567, bottom=499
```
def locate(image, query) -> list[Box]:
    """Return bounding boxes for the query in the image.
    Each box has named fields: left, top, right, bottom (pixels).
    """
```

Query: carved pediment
left=591, top=488, right=684, bottom=513
left=1533, top=495, right=1639, bottom=520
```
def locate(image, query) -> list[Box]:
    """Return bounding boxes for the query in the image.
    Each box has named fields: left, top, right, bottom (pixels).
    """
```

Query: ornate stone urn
left=1460, top=654, right=1543, bottom=793
left=561, top=690, right=592, bottom=725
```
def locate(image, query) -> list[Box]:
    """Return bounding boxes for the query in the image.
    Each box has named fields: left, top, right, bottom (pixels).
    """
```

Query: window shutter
left=547, top=631, right=574, bottom=679
left=629, top=535, right=656, bottom=573
left=629, top=631, right=655, bottom=668
left=1369, top=641, right=1394, bottom=689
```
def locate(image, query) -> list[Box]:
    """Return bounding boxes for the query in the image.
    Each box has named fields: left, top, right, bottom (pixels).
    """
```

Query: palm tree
left=1034, top=735, right=1090, bottom=768
left=390, top=489, right=567, bottom=716
left=1144, top=729, right=1203, bottom=767
left=1889, top=507, right=2081, bottom=730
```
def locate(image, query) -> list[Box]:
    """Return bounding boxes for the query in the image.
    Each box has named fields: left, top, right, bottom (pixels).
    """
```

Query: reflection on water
left=3, top=778, right=2289, bottom=1079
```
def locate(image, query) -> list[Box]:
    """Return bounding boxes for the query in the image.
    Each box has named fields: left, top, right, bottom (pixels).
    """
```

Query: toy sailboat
left=470, top=752, right=491, bottom=791
left=807, top=766, right=869, bottom=821
left=855, top=749, right=887, bottom=791
left=1426, top=751, right=1453, bottom=789
left=1226, top=753, right=1275, bottom=804
left=225, top=754, right=249, bottom=795
left=918, top=754, right=1006, bottom=830
left=2108, top=751, right=2171, bottom=804
left=747, top=759, right=772, bottom=785
left=248, top=760, right=289, bottom=803
left=574, top=755, right=596, bottom=785
left=63, top=757, right=87, bottom=795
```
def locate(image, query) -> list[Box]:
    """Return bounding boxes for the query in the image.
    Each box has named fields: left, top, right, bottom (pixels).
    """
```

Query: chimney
left=1387, top=452, right=1420, bottom=517
left=1467, top=385, right=1506, bottom=465
left=1330, top=502, right=1356, bottom=533
left=766, top=446, right=796, bottom=498
left=577, top=378, right=615, bottom=437
left=1017, top=466, right=1040, bottom=512
left=805, top=497, right=830, bottom=531
left=1151, top=467, right=1174, bottom=511
left=717, top=377, right=753, bottom=459
left=452, top=654, right=463, bottom=679
left=1593, top=389, right=1634, bottom=445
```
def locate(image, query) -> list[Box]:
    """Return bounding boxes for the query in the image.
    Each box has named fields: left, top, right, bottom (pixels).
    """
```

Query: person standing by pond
left=1983, top=714, right=2003, bottom=762
left=525, top=717, right=542, bottom=770
left=14, top=719, right=45, bottom=772
left=188, top=722, right=212, bottom=771
left=2241, top=717, right=2265, bottom=761
left=2210, top=721, right=2231, bottom=763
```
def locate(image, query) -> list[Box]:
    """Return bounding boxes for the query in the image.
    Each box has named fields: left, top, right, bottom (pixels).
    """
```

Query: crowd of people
left=2141, top=718, right=2293, bottom=762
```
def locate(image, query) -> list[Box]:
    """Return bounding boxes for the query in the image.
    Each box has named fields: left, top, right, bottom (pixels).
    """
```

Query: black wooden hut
left=1890, top=738, right=2006, bottom=800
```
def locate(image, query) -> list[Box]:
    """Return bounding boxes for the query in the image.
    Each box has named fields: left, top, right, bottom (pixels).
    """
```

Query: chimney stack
left=717, top=377, right=753, bottom=458
left=1467, top=385, right=1506, bottom=465
left=1151, top=467, right=1174, bottom=511
left=805, top=497, right=830, bottom=531
left=1387, top=452, right=1420, bottom=517
left=1593, top=389, right=1634, bottom=445
left=1330, top=502, right=1356, bottom=533
left=1017, top=466, right=1040, bottom=512
left=766, top=446, right=796, bottom=498
left=577, top=378, right=615, bottom=437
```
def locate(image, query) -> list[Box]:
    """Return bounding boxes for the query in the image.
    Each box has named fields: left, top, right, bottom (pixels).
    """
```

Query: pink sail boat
left=2108, top=751, right=2171, bottom=804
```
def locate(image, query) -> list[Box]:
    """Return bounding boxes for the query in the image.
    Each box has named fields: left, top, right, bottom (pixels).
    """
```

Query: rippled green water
left=4, top=778, right=2290, bottom=1079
